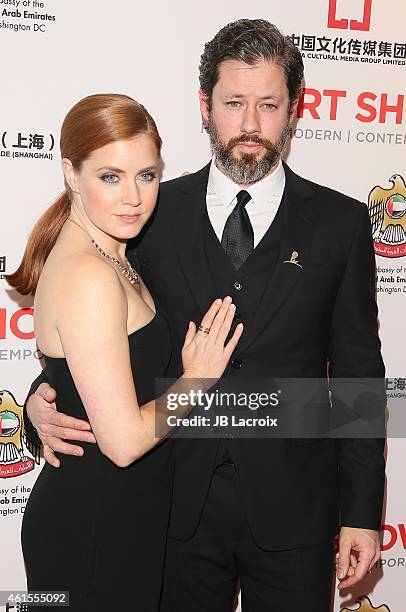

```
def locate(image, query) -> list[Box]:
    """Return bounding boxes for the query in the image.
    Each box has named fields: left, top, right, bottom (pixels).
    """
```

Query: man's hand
left=27, top=382, right=96, bottom=468
left=337, top=526, right=380, bottom=589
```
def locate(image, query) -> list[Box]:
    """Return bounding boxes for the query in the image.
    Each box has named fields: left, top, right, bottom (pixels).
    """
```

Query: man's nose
left=241, top=106, right=261, bottom=134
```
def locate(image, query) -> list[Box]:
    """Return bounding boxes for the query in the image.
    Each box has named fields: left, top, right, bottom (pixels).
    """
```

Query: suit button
left=234, top=312, right=242, bottom=322
left=225, top=433, right=233, bottom=440
left=231, top=358, right=243, bottom=369
left=234, top=282, right=243, bottom=291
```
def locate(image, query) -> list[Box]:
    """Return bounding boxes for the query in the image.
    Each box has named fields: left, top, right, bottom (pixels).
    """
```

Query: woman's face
left=64, top=134, right=160, bottom=241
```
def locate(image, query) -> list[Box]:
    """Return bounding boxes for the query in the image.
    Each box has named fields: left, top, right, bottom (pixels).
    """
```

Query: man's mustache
left=226, top=135, right=275, bottom=152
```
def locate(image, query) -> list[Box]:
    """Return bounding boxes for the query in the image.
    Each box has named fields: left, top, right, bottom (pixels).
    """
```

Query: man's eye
left=138, top=172, right=157, bottom=183
left=262, top=104, right=277, bottom=110
left=226, top=101, right=241, bottom=108
left=101, top=174, right=119, bottom=184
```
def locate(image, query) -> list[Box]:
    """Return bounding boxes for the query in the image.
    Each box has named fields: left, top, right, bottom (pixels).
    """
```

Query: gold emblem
left=0, top=390, right=40, bottom=478
left=342, top=595, right=390, bottom=612
left=368, top=174, right=406, bottom=258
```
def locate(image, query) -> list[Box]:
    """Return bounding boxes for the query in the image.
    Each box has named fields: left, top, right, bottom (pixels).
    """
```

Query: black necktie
left=221, top=190, right=254, bottom=269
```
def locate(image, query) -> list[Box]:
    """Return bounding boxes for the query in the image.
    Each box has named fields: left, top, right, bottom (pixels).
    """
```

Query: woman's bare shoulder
left=45, top=249, right=120, bottom=283
left=38, top=250, right=126, bottom=309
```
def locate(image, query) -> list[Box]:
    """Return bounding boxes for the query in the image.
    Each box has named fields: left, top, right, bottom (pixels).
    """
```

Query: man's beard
left=206, top=113, right=290, bottom=185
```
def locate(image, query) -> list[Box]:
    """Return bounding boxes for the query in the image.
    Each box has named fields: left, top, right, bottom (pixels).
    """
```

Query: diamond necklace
left=67, top=218, right=139, bottom=286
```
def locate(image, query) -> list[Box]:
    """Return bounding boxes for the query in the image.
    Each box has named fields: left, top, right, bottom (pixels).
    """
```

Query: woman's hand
left=181, top=297, right=243, bottom=382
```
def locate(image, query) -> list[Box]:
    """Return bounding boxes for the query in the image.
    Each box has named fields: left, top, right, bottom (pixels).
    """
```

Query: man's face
left=200, top=59, right=298, bottom=185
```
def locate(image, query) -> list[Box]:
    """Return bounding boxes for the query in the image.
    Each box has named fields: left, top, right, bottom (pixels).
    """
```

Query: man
left=25, top=19, right=385, bottom=612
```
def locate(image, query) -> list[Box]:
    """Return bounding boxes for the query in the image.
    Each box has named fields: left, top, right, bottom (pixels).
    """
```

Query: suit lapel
left=236, top=163, right=317, bottom=355
left=166, top=161, right=317, bottom=351
left=172, top=163, right=219, bottom=313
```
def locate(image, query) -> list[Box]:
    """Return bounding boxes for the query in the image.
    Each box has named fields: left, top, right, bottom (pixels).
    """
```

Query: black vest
left=202, top=192, right=287, bottom=466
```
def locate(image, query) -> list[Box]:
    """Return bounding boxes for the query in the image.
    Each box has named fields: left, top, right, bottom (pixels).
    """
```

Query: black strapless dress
left=22, top=311, right=173, bottom=611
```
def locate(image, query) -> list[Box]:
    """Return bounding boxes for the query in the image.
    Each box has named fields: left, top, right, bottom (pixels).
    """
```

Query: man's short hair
left=199, top=19, right=304, bottom=110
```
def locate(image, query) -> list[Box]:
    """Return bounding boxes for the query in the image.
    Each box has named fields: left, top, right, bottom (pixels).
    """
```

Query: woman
left=6, top=93, right=242, bottom=611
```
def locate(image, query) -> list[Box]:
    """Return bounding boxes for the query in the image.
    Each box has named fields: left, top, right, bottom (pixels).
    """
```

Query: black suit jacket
left=25, top=162, right=386, bottom=550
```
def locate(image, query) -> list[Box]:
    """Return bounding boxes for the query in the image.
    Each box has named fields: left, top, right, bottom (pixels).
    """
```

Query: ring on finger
left=198, top=325, right=211, bottom=334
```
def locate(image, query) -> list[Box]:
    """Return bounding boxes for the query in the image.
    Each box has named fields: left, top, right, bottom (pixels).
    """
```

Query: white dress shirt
left=206, top=158, right=286, bottom=248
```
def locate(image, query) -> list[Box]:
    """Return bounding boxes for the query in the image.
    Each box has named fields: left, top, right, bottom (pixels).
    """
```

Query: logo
left=328, top=0, right=372, bottom=31
left=291, top=1, right=404, bottom=68
left=6, top=603, right=29, bottom=612
left=1, top=130, right=55, bottom=161
left=368, top=174, right=406, bottom=258
left=341, top=596, right=390, bottom=611
left=381, top=522, right=406, bottom=551
left=0, top=307, right=34, bottom=340
left=0, top=256, right=5, bottom=281
left=0, top=390, right=40, bottom=479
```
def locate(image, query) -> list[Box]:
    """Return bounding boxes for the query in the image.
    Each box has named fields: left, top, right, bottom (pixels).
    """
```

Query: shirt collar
left=207, top=156, right=285, bottom=208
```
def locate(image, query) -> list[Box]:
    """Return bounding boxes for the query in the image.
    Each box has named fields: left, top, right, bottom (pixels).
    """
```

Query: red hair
left=5, top=93, right=161, bottom=295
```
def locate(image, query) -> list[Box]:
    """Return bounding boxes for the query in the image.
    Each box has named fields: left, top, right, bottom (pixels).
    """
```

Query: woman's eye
left=138, top=172, right=157, bottom=183
left=101, top=173, right=119, bottom=184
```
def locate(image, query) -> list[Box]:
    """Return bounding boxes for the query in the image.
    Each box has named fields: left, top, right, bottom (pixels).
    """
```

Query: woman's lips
left=116, top=214, right=141, bottom=224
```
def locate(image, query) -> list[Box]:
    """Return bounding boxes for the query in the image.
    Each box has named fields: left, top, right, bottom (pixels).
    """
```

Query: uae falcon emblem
left=367, top=174, right=406, bottom=258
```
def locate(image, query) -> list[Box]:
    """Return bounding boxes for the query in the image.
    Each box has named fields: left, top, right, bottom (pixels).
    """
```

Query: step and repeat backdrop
left=1, top=1, right=405, bottom=610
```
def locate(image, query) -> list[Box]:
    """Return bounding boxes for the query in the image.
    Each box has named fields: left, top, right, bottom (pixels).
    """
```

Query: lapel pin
left=283, top=250, right=302, bottom=268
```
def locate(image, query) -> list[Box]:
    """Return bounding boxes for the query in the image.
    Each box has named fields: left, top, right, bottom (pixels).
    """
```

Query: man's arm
left=25, top=371, right=96, bottom=468
left=328, top=202, right=386, bottom=588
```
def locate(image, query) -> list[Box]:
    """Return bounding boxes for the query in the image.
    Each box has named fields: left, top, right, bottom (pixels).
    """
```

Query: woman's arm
left=56, top=255, right=240, bottom=467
